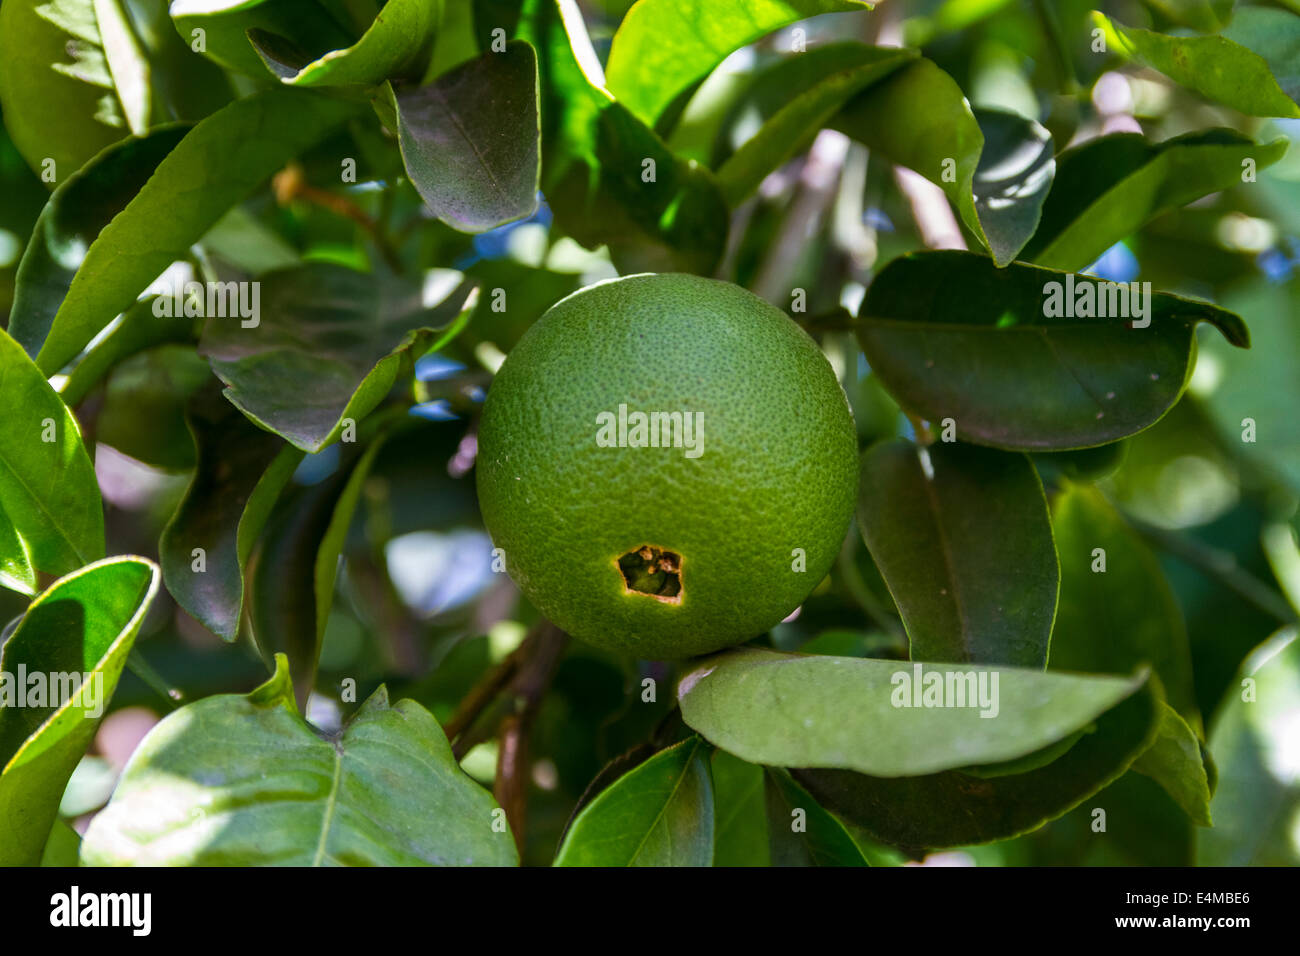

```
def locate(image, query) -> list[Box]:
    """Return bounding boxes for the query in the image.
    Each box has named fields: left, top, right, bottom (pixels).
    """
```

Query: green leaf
left=80, top=653, right=518, bottom=865
left=710, top=750, right=769, bottom=866
left=249, top=0, right=439, bottom=87
left=1132, top=701, right=1213, bottom=826
left=1096, top=9, right=1300, bottom=119
left=95, top=0, right=152, bottom=134
left=1143, top=0, right=1234, bottom=33
left=969, top=108, right=1055, bottom=267
left=713, top=43, right=916, bottom=207
left=857, top=250, right=1250, bottom=450
left=40, top=818, right=82, bottom=866
left=160, top=384, right=303, bottom=640
left=518, top=0, right=729, bottom=274
left=10, top=89, right=355, bottom=375
left=0, top=556, right=160, bottom=865
left=0, top=327, right=104, bottom=577
left=677, top=647, right=1148, bottom=776
left=1023, top=129, right=1289, bottom=271
left=396, top=40, right=540, bottom=233
left=604, top=0, right=870, bottom=126
left=1198, top=628, right=1300, bottom=865
left=169, top=0, right=358, bottom=78
left=0, top=506, right=36, bottom=597
left=1050, top=483, right=1197, bottom=720
left=249, top=434, right=389, bottom=707
left=0, top=0, right=129, bottom=176
left=793, top=680, right=1161, bottom=848
left=554, top=736, right=714, bottom=866
left=9, top=126, right=189, bottom=363
left=198, top=262, right=474, bottom=453
left=856, top=439, right=1058, bottom=668
left=95, top=345, right=212, bottom=470
left=765, top=768, right=869, bottom=866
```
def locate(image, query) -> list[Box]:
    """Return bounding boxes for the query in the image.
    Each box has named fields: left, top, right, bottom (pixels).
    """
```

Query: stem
left=272, top=163, right=403, bottom=273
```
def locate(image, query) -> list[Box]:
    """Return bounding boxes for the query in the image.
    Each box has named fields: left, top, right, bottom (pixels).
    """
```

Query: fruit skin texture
left=476, top=273, right=859, bottom=659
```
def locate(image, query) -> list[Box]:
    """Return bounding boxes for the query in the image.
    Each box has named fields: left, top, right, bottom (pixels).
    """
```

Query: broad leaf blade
left=970, top=108, right=1055, bottom=266
left=1024, top=129, right=1288, bottom=271
left=554, top=736, right=714, bottom=866
left=677, top=647, right=1147, bottom=777
left=396, top=40, right=540, bottom=233
left=605, top=0, right=870, bottom=126
left=858, top=250, right=1249, bottom=450
left=1132, top=701, right=1213, bottom=826
left=1097, top=9, right=1300, bottom=119
left=160, top=385, right=303, bottom=640
left=0, top=328, right=104, bottom=576
left=856, top=439, right=1058, bottom=668
left=80, top=654, right=518, bottom=865
left=198, top=262, right=474, bottom=453
left=0, top=556, right=160, bottom=865
left=170, top=0, right=358, bottom=78
left=11, top=88, right=355, bottom=376
left=765, top=768, right=869, bottom=866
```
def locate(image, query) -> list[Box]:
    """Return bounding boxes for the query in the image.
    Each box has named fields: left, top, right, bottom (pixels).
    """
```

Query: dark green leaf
left=1132, top=701, right=1213, bottom=826
left=0, top=0, right=129, bottom=175
left=765, top=767, right=869, bottom=866
left=554, top=736, right=714, bottom=866
left=160, top=384, right=303, bottom=640
left=970, top=108, right=1055, bottom=267
left=711, top=750, right=769, bottom=866
left=793, top=680, right=1160, bottom=848
left=198, top=262, right=474, bottom=453
left=80, top=653, right=518, bottom=865
left=1050, top=483, right=1197, bottom=720
left=714, top=43, right=915, bottom=207
left=677, top=647, right=1147, bottom=776
left=10, top=89, right=355, bottom=375
left=396, top=40, right=540, bottom=232
left=170, top=0, right=357, bottom=78
left=95, top=346, right=212, bottom=471
left=858, top=250, right=1250, bottom=450
left=1023, top=129, right=1289, bottom=271
left=250, top=0, right=438, bottom=87
left=0, top=556, right=159, bottom=865
left=605, top=0, right=871, bottom=126
left=0, top=327, right=103, bottom=577
left=857, top=439, right=1058, bottom=668
left=1097, top=9, right=1300, bottom=119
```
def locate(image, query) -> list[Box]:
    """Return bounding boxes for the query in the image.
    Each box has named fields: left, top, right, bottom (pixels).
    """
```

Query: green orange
left=476, top=273, right=858, bottom=658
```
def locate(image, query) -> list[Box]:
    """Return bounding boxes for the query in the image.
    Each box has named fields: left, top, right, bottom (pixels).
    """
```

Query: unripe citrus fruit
left=476, top=273, right=858, bottom=658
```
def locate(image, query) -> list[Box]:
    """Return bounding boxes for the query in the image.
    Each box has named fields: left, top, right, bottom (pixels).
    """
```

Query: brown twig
left=272, top=163, right=404, bottom=273
left=444, top=638, right=529, bottom=754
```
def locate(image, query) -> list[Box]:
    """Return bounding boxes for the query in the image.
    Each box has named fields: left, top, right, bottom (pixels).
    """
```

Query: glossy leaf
left=0, top=0, right=128, bottom=175
left=199, top=262, right=474, bottom=453
left=856, top=439, right=1058, bottom=668
left=518, top=0, right=729, bottom=274
left=1132, top=701, right=1213, bottom=826
left=858, top=250, right=1250, bottom=450
left=0, top=556, right=160, bottom=865
left=250, top=0, right=438, bottom=87
left=1198, top=628, right=1300, bottom=865
left=80, top=653, right=518, bottom=865
left=160, top=385, right=303, bottom=640
left=765, top=767, right=869, bottom=866
left=9, top=127, right=189, bottom=363
left=10, top=89, right=355, bottom=375
left=249, top=435, right=388, bottom=707
left=1097, top=9, right=1300, bottom=119
left=396, top=40, right=540, bottom=232
left=714, top=43, right=915, bottom=207
left=969, top=108, right=1055, bottom=267
left=170, top=0, right=358, bottom=78
left=677, top=647, right=1148, bottom=777
left=95, top=346, right=212, bottom=470
left=0, top=507, right=35, bottom=597
left=794, top=681, right=1160, bottom=848
left=1024, top=129, right=1289, bottom=271
left=1050, top=483, right=1197, bottom=720
left=711, top=750, right=769, bottom=866
left=554, top=736, right=714, bottom=866
left=605, top=0, right=870, bottom=126
left=0, top=328, right=104, bottom=577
